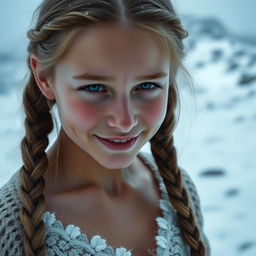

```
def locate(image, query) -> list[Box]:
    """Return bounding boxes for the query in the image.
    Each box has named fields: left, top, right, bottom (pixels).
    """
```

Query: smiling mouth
left=96, top=135, right=138, bottom=142
left=95, top=134, right=140, bottom=151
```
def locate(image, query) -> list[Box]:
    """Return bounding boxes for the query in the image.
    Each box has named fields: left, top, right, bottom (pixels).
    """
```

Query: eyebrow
left=72, top=71, right=168, bottom=81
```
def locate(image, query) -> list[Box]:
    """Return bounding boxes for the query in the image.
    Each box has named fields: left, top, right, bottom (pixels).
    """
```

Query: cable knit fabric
left=0, top=151, right=211, bottom=256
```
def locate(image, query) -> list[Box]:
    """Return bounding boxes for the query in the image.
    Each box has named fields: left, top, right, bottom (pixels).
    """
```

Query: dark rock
left=235, top=35, right=256, bottom=45
left=0, top=53, right=13, bottom=63
left=238, top=74, right=256, bottom=86
left=182, top=14, right=256, bottom=49
left=182, top=15, right=227, bottom=40
left=205, top=101, right=215, bottom=110
left=199, top=168, right=226, bottom=177
left=233, top=50, right=246, bottom=58
left=248, top=54, right=256, bottom=67
left=185, top=39, right=196, bottom=51
left=195, top=61, right=205, bottom=68
left=238, top=241, right=255, bottom=252
left=199, top=18, right=226, bottom=39
left=233, top=116, right=245, bottom=123
left=226, top=61, right=239, bottom=72
left=246, top=90, right=256, bottom=98
left=0, top=81, right=10, bottom=94
left=211, top=49, right=223, bottom=62
left=224, top=188, right=240, bottom=197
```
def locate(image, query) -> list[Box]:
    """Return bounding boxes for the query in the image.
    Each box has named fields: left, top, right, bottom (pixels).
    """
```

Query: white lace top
left=0, top=151, right=211, bottom=256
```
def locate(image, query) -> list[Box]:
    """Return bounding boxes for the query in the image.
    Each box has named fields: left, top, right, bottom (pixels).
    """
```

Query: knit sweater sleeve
left=0, top=171, right=24, bottom=255
left=180, top=167, right=211, bottom=256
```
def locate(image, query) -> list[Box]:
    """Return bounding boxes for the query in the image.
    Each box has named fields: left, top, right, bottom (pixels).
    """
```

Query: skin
left=30, top=23, right=170, bottom=200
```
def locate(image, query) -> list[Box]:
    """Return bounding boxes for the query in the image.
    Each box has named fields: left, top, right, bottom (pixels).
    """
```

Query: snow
left=172, top=32, right=256, bottom=255
left=0, top=17, right=256, bottom=256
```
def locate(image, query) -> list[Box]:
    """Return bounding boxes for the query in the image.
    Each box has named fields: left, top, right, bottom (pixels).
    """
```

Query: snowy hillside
left=175, top=15, right=256, bottom=256
left=0, top=15, right=256, bottom=256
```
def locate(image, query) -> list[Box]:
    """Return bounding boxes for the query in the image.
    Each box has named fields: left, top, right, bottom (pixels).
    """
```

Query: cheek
left=57, top=88, right=168, bottom=130
left=142, top=96, right=168, bottom=126
left=59, top=92, right=101, bottom=130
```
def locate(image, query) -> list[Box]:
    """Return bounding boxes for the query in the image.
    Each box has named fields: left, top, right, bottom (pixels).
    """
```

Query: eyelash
left=77, top=82, right=163, bottom=94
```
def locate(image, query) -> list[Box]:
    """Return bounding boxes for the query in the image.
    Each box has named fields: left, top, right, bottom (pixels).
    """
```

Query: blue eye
left=78, top=82, right=162, bottom=94
left=83, top=84, right=106, bottom=93
left=137, top=83, right=160, bottom=91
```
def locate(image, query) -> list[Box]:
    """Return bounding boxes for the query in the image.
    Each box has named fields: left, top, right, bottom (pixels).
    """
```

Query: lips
left=95, top=134, right=139, bottom=151
left=102, top=138, right=133, bottom=143
left=96, top=135, right=139, bottom=141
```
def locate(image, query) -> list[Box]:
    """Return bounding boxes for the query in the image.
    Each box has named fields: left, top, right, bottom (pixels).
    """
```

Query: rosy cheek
left=59, top=92, right=101, bottom=130
left=58, top=88, right=167, bottom=131
left=142, top=96, right=167, bottom=126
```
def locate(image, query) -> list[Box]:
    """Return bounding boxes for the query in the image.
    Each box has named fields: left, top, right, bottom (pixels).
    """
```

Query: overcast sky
left=0, top=0, right=255, bottom=56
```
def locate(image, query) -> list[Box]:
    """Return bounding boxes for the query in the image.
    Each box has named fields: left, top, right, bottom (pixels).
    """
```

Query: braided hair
left=19, top=0, right=206, bottom=255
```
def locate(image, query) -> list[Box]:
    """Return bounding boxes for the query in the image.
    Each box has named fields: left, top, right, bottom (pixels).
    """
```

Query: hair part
left=19, top=0, right=206, bottom=255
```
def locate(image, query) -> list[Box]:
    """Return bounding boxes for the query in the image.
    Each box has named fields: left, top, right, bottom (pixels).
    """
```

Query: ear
left=30, top=54, right=55, bottom=100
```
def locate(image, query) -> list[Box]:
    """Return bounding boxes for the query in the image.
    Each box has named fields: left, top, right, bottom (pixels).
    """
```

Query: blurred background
left=0, top=1, right=255, bottom=256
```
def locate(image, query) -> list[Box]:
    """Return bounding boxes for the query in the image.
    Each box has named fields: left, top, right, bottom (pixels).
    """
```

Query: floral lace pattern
left=42, top=152, right=189, bottom=256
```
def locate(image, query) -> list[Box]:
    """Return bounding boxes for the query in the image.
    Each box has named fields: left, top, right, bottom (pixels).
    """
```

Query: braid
left=19, top=74, right=54, bottom=256
left=150, top=85, right=206, bottom=256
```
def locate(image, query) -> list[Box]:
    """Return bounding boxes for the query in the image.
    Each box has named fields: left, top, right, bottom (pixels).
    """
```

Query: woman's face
left=50, top=24, right=170, bottom=169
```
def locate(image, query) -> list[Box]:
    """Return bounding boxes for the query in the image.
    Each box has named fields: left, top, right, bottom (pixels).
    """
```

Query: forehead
left=60, top=24, right=169, bottom=78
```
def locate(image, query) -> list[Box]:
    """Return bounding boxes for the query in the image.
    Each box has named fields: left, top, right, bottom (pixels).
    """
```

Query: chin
left=98, top=154, right=136, bottom=169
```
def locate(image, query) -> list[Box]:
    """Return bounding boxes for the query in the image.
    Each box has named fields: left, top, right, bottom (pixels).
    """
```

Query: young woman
left=0, top=0, right=211, bottom=255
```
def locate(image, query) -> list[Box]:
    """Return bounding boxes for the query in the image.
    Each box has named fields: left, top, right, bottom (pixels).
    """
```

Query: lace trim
left=42, top=151, right=189, bottom=256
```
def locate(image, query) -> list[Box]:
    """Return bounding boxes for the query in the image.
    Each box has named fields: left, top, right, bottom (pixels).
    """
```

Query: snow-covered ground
left=0, top=16, right=255, bottom=256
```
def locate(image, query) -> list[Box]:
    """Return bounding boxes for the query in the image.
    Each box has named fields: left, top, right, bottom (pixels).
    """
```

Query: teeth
left=108, top=138, right=132, bottom=143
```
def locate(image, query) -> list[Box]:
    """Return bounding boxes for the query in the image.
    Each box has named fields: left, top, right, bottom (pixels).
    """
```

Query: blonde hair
left=19, top=0, right=206, bottom=255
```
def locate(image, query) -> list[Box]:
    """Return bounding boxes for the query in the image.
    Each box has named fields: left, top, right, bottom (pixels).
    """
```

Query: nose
left=107, top=95, right=138, bottom=133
